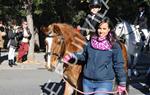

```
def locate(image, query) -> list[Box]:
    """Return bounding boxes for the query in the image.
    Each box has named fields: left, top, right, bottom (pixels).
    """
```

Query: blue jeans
left=83, top=78, right=113, bottom=95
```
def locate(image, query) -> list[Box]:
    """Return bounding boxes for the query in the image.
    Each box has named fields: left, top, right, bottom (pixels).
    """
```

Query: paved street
left=0, top=51, right=150, bottom=95
left=0, top=52, right=64, bottom=95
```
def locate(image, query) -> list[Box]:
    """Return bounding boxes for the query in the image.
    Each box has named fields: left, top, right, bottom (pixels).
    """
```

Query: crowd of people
left=0, top=19, right=32, bottom=67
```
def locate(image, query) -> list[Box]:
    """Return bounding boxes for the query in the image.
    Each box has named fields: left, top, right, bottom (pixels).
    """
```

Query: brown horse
left=43, top=23, right=86, bottom=95
left=42, top=23, right=128, bottom=95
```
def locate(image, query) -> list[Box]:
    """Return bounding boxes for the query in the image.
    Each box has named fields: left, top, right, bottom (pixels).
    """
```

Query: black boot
left=12, top=60, right=17, bottom=66
left=8, top=60, right=13, bottom=67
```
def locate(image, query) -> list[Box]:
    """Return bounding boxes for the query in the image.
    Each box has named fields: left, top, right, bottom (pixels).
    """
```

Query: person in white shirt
left=8, top=20, right=19, bottom=67
left=17, top=20, right=31, bottom=63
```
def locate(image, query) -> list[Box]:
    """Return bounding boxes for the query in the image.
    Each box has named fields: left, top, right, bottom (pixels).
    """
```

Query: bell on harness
left=89, top=0, right=102, bottom=8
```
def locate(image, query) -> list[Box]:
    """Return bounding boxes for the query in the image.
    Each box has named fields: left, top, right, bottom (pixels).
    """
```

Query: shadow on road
left=40, top=79, right=65, bottom=95
left=131, top=82, right=150, bottom=95
left=0, top=54, right=8, bottom=65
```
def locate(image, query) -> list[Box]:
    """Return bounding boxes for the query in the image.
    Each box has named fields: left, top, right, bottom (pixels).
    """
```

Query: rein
left=45, top=25, right=129, bottom=95
left=117, top=22, right=134, bottom=40
left=61, top=61, right=129, bottom=95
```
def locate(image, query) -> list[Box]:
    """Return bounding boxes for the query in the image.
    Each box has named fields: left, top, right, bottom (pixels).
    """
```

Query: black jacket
left=8, top=30, right=18, bottom=47
left=134, top=11, right=148, bottom=29
left=80, top=13, right=102, bottom=36
left=74, top=41, right=126, bottom=85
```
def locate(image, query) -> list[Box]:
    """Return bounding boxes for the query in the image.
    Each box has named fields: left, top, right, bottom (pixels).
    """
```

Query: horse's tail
left=118, top=41, right=128, bottom=71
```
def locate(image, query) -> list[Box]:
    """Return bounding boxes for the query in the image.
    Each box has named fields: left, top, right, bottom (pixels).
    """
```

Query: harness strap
left=61, top=60, right=128, bottom=95
left=62, top=75, right=128, bottom=95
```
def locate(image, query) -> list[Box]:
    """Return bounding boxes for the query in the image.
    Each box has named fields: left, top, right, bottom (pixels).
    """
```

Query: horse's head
left=115, top=22, right=126, bottom=39
left=44, top=23, right=65, bottom=71
left=115, top=21, right=141, bottom=44
left=43, top=23, right=86, bottom=71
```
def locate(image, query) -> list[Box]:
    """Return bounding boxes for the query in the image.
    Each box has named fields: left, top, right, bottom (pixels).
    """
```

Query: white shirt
left=22, top=28, right=29, bottom=43
left=140, top=11, right=144, bottom=17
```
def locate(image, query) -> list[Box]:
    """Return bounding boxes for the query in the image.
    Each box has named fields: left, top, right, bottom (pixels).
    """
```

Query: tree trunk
left=26, top=14, right=35, bottom=62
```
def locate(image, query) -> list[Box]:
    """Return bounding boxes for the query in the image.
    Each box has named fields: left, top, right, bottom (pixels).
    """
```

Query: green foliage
left=0, top=0, right=24, bottom=21
left=72, top=10, right=86, bottom=25
left=1, top=0, right=149, bottom=26
left=19, top=10, right=27, bottom=16
left=33, top=0, right=43, bottom=15
left=81, top=0, right=90, bottom=3
left=34, top=10, right=42, bottom=14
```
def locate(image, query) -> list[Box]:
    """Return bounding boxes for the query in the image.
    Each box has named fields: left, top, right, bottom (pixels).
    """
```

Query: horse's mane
left=51, top=23, right=86, bottom=53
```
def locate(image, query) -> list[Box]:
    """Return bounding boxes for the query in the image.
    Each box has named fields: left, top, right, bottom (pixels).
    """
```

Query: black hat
left=138, top=2, right=147, bottom=8
left=89, top=0, right=102, bottom=8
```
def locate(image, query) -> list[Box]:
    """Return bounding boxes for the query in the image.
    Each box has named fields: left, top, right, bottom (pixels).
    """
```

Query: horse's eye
left=54, top=30, right=58, bottom=34
left=48, top=31, right=52, bottom=35
left=118, top=27, right=122, bottom=29
left=57, top=39, right=61, bottom=44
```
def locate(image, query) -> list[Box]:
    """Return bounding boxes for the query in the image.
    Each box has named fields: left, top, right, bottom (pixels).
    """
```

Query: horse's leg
left=127, top=54, right=132, bottom=79
left=63, top=66, right=83, bottom=95
left=147, top=39, right=150, bottom=51
left=64, top=82, right=74, bottom=95
left=145, top=36, right=150, bottom=52
left=132, top=53, right=140, bottom=77
left=133, top=53, right=138, bottom=66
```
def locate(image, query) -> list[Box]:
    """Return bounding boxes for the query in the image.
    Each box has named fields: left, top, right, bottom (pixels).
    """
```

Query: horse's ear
left=53, top=24, right=61, bottom=34
left=115, top=17, right=120, bottom=24
left=41, top=26, right=49, bottom=35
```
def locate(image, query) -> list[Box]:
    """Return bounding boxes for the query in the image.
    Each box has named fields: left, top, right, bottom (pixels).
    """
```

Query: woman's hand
left=63, top=54, right=72, bottom=63
left=117, top=85, right=126, bottom=95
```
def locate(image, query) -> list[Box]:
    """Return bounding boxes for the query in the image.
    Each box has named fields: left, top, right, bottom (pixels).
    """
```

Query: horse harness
left=117, top=22, right=134, bottom=43
left=45, top=31, right=65, bottom=63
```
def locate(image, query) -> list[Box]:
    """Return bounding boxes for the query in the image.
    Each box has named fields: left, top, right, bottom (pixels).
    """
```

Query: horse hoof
left=48, top=68, right=55, bottom=72
left=45, top=65, right=56, bottom=72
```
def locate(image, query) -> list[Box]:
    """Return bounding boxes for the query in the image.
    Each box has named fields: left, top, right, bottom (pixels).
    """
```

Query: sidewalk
left=0, top=52, right=46, bottom=70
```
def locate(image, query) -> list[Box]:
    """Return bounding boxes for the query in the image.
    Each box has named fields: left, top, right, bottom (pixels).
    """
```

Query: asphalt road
left=0, top=69, right=63, bottom=95
left=0, top=52, right=150, bottom=95
left=0, top=69, right=149, bottom=95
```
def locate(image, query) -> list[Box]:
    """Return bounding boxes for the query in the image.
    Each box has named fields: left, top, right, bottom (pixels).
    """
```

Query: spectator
left=63, top=17, right=127, bottom=95
left=7, top=20, right=19, bottom=67
left=17, top=20, right=31, bottom=63
left=0, top=20, right=6, bottom=49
